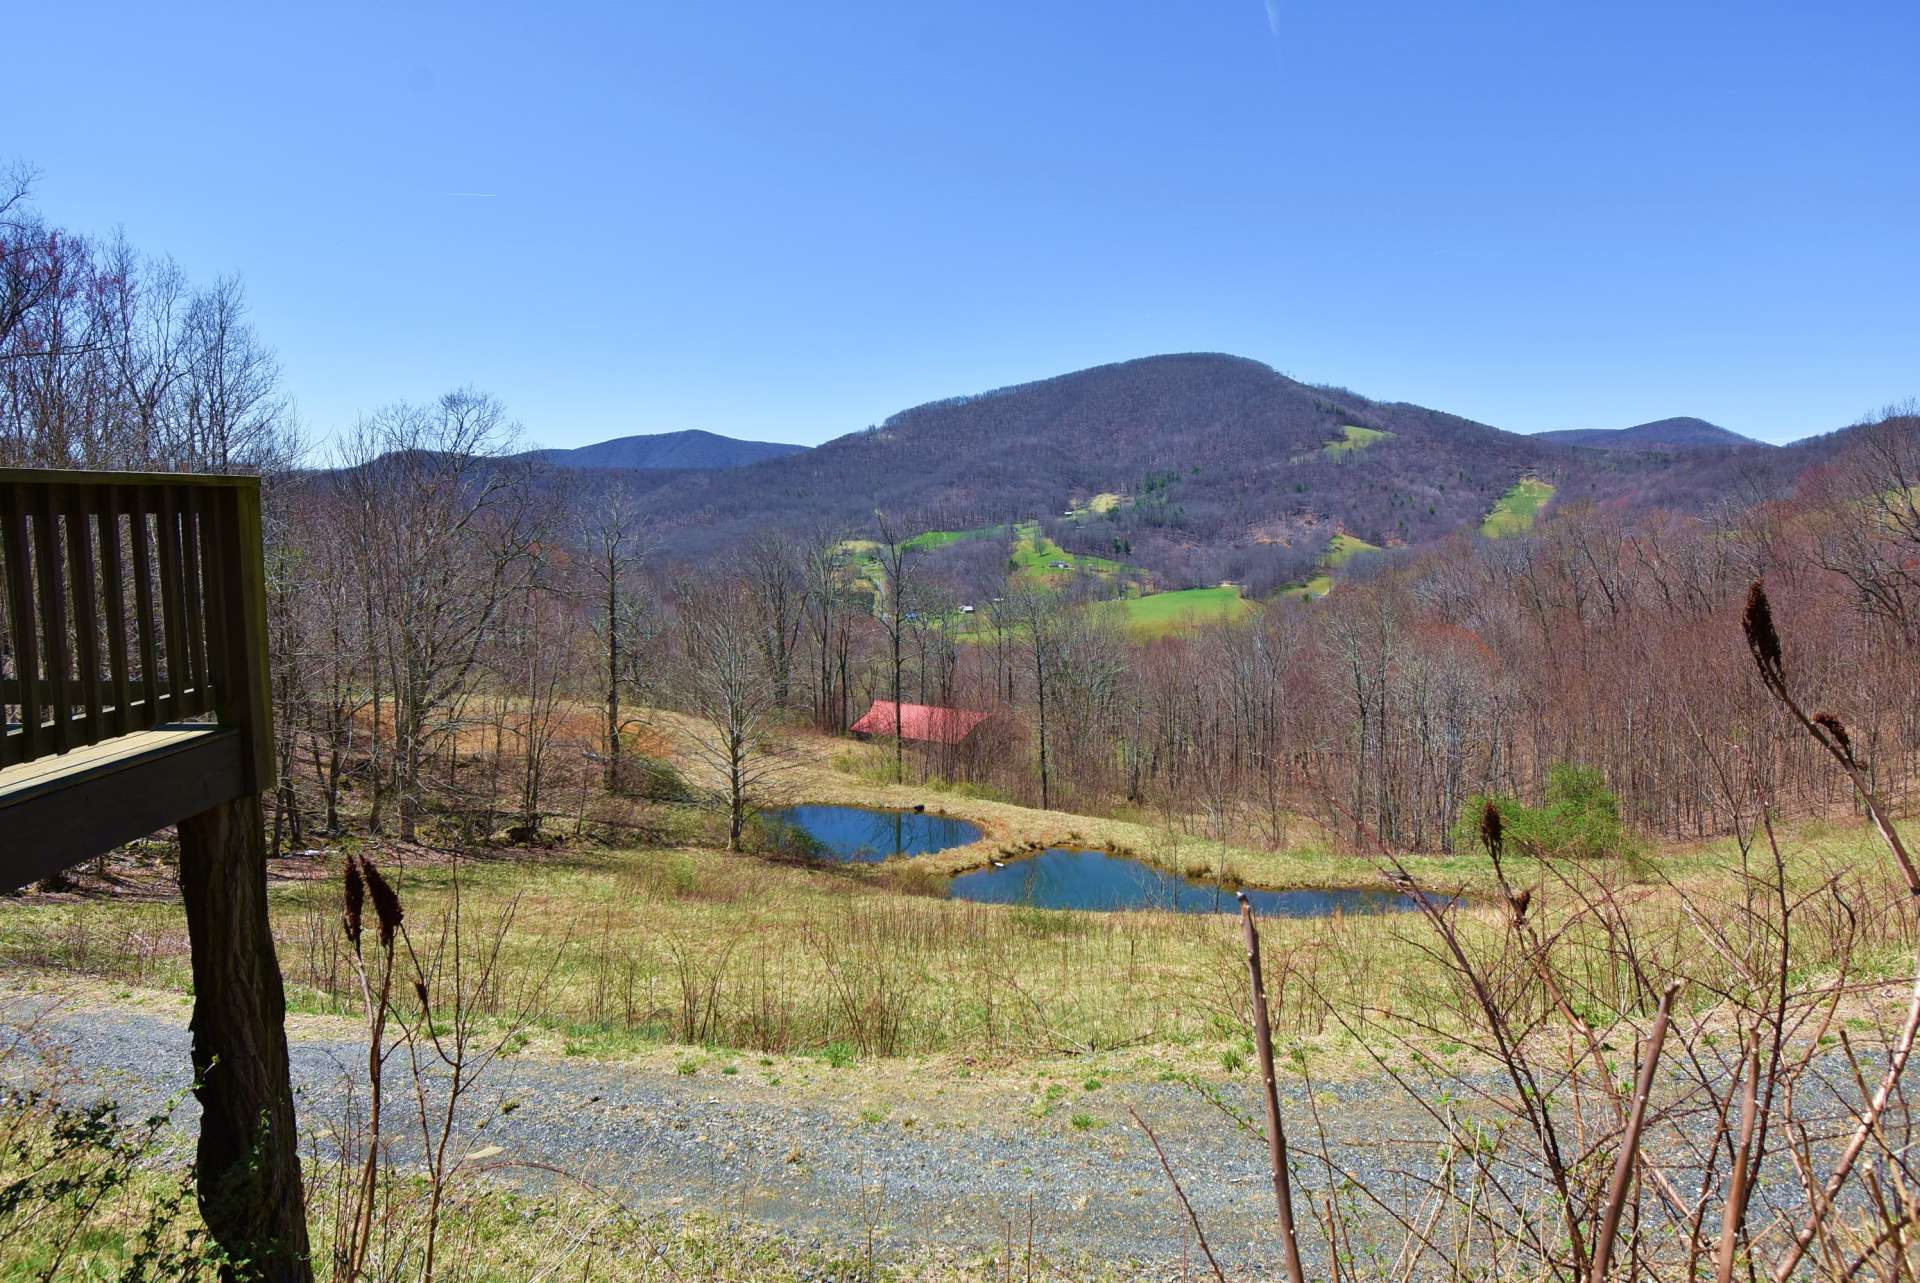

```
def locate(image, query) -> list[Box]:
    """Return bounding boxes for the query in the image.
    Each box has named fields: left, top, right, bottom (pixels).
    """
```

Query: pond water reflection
left=948, top=848, right=1424, bottom=915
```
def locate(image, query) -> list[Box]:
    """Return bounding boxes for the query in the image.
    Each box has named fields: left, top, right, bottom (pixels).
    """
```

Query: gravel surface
left=0, top=992, right=1442, bottom=1272
left=1, top=991, right=1908, bottom=1274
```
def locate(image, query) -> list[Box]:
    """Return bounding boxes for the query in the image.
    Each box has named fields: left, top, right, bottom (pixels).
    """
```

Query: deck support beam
left=178, top=795, right=312, bottom=1283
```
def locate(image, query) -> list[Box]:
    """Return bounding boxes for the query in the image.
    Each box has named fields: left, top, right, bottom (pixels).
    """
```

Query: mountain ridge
left=499, top=353, right=1864, bottom=592
left=1535, top=417, right=1769, bottom=450
left=606, top=353, right=1581, bottom=576
left=520, top=428, right=808, bottom=471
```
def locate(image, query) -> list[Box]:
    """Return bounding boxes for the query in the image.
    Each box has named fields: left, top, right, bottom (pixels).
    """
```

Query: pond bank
left=768, top=728, right=1508, bottom=898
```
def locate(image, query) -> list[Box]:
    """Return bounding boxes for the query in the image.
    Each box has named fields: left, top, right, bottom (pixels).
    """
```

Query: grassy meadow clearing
left=4, top=719, right=1914, bottom=1084
left=1322, top=424, right=1395, bottom=455
left=1089, top=584, right=1254, bottom=637
left=1296, top=530, right=1382, bottom=597
left=7, top=715, right=1920, bottom=1282
left=1481, top=475, right=1557, bottom=536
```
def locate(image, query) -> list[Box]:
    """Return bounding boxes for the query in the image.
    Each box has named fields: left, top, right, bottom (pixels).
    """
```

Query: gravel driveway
left=2, top=991, right=1905, bottom=1274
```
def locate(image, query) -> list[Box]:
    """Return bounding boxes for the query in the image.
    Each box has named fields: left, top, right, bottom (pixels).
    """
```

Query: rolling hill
left=1534, top=417, right=1768, bottom=450
left=625, top=354, right=1575, bottom=572
left=549, top=355, right=1860, bottom=594
left=522, top=429, right=808, bottom=470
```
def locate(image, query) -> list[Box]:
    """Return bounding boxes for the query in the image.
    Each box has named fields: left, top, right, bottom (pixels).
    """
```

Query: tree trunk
left=606, top=557, right=621, bottom=790
left=892, top=628, right=904, bottom=785
left=1034, top=647, right=1051, bottom=811
left=177, top=796, right=313, bottom=1283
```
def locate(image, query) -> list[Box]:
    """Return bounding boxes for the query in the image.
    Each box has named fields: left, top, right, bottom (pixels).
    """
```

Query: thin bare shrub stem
left=1130, top=1105, right=1228, bottom=1283
left=1322, top=790, right=1593, bottom=1279
left=1713, top=1034, right=1761, bottom=1283
left=1770, top=969, right=1920, bottom=1282
left=345, top=885, right=395, bottom=1279
left=1239, top=892, right=1308, bottom=1283
left=1748, top=580, right=1920, bottom=1282
left=1587, top=978, right=1681, bottom=1283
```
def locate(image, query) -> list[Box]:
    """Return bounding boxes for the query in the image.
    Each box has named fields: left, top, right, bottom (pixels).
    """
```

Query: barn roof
left=849, top=700, right=990, bottom=746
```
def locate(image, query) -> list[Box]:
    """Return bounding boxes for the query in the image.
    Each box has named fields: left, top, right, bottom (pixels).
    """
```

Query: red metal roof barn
left=849, top=700, right=990, bottom=747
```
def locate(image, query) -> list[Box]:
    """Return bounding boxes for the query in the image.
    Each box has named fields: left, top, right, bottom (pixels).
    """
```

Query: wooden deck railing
left=0, top=469, right=272, bottom=792
left=0, top=468, right=307, bottom=1279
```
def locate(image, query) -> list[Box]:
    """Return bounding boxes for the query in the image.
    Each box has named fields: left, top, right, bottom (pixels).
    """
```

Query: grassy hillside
left=1093, top=585, right=1254, bottom=637
left=1010, top=522, right=1134, bottom=584
left=1296, top=532, right=1383, bottom=598
left=902, top=523, right=1006, bottom=553
left=1324, top=425, right=1395, bottom=455
left=1481, top=478, right=1555, bottom=537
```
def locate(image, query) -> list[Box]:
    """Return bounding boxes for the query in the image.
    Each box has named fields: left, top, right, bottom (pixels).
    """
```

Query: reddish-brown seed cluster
left=342, top=858, right=366, bottom=952
left=1812, top=711, right=1854, bottom=763
left=341, top=855, right=404, bottom=951
left=1479, top=798, right=1505, bottom=860
left=1743, top=580, right=1784, bottom=684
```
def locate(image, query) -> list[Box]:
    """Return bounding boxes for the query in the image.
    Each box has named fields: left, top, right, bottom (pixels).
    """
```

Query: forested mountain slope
left=626, top=354, right=1576, bottom=570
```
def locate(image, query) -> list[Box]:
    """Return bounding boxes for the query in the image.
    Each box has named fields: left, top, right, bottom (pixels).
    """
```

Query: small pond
left=771, top=804, right=983, bottom=863
left=948, top=848, right=1423, bottom=916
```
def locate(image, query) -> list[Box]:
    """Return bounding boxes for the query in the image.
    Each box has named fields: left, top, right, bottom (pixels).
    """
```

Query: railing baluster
left=97, top=489, right=133, bottom=738
left=180, top=488, right=211, bottom=717
left=154, top=487, right=189, bottom=724
left=1, top=488, right=38, bottom=765
left=200, top=488, right=231, bottom=711
left=218, top=480, right=274, bottom=794
left=66, top=486, right=104, bottom=747
left=31, top=486, right=73, bottom=753
left=1, top=471, right=270, bottom=779
left=130, top=497, right=159, bottom=729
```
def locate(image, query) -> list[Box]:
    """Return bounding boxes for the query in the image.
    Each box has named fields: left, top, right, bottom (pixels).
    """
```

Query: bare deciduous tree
left=668, top=576, right=789, bottom=850
left=337, top=391, right=534, bottom=842
left=871, top=511, right=921, bottom=784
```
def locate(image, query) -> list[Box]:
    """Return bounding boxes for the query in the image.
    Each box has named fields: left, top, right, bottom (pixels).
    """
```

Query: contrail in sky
left=1265, top=0, right=1282, bottom=38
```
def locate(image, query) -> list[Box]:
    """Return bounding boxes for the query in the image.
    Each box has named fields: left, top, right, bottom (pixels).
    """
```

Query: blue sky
left=10, top=1, right=1916, bottom=448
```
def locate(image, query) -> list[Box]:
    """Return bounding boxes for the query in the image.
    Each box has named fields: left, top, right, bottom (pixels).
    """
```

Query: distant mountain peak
left=1535, top=417, right=1769, bottom=450
left=522, top=429, right=809, bottom=471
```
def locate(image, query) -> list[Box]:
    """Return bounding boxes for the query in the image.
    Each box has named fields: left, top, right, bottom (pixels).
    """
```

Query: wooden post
left=178, top=796, right=312, bottom=1283
left=181, top=478, right=310, bottom=1280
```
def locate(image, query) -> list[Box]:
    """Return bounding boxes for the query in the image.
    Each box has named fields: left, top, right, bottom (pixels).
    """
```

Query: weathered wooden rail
left=0, top=469, right=271, bottom=886
left=0, top=468, right=310, bottom=1281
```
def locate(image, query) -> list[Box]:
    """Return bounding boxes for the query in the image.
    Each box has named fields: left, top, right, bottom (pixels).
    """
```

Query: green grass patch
left=1324, top=533, right=1379, bottom=566
left=1323, top=425, right=1395, bottom=455
left=1093, top=586, right=1254, bottom=637
left=902, top=524, right=1006, bottom=553
left=1010, top=522, right=1133, bottom=584
left=1297, top=574, right=1333, bottom=600
left=1481, top=477, right=1555, bottom=538
left=1290, top=533, right=1382, bottom=599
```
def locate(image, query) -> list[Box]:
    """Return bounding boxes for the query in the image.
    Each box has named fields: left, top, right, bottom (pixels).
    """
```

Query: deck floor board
left=0, top=723, right=229, bottom=805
